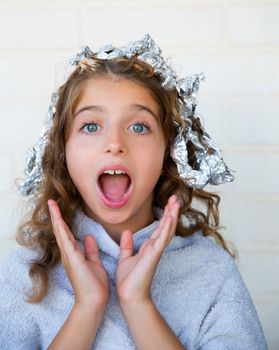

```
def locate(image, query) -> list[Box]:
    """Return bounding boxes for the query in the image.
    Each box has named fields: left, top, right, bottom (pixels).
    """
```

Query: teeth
left=103, top=169, right=126, bottom=175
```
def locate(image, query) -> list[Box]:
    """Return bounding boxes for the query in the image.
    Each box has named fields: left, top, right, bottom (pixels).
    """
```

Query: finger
left=48, top=201, right=63, bottom=249
left=154, top=196, right=179, bottom=248
left=150, top=195, right=176, bottom=240
left=84, top=235, right=101, bottom=264
left=55, top=218, right=78, bottom=257
left=48, top=200, right=76, bottom=245
left=167, top=195, right=177, bottom=214
left=150, top=211, right=167, bottom=240
left=48, top=199, right=63, bottom=234
left=166, top=194, right=176, bottom=206
left=48, top=212, right=67, bottom=262
left=163, top=195, right=177, bottom=218
left=48, top=199, right=62, bottom=219
left=48, top=200, right=79, bottom=257
left=162, top=196, right=180, bottom=243
left=154, top=214, right=173, bottom=250
left=168, top=201, right=180, bottom=241
left=48, top=205, right=69, bottom=257
left=118, top=230, right=133, bottom=262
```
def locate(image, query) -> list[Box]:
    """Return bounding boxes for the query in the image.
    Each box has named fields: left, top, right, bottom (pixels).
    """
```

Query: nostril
left=106, top=143, right=126, bottom=154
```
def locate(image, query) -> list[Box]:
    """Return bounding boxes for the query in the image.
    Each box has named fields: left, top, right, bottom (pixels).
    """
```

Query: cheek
left=139, top=142, right=165, bottom=180
left=65, top=141, right=89, bottom=182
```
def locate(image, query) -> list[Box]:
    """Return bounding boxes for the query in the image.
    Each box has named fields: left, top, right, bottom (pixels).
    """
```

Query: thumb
left=84, top=235, right=101, bottom=264
left=119, top=230, right=133, bottom=262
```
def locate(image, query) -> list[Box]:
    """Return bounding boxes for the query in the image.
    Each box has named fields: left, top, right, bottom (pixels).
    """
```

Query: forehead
left=75, top=76, right=162, bottom=117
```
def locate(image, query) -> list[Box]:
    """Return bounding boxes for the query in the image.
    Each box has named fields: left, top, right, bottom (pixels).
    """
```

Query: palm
left=68, top=243, right=109, bottom=306
left=116, top=233, right=168, bottom=303
left=116, top=195, right=180, bottom=304
left=48, top=200, right=109, bottom=307
left=86, top=260, right=108, bottom=289
left=117, top=239, right=157, bottom=282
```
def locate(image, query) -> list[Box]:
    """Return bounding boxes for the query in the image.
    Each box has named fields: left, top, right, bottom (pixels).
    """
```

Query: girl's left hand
left=116, top=195, right=180, bottom=306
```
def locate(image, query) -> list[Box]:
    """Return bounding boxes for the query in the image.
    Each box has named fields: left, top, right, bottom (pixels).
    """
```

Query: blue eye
left=82, top=123, right=101, bottom=133
left=130, top=123, right=150, bottom=134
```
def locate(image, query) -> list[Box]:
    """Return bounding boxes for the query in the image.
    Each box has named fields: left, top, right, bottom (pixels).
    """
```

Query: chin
left=84, top=203, right=130, bottom=223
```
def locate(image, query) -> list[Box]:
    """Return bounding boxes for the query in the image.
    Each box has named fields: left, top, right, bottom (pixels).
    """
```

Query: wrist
left=120, top=297, right=154, bottom=315
left=48, top=300, right=107, bottom=349
left=74, top=301, right=107, bottom=318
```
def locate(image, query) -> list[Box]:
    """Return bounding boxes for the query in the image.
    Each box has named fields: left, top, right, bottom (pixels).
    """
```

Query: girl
left=0, top=35, right=267, bottom=349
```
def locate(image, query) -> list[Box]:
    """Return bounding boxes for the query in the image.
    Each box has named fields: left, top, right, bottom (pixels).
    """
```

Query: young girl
left=0, top=34, right=267, bottom=349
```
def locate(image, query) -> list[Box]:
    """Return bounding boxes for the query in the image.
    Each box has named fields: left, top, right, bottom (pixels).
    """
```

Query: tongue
left=99, top=174, right=131, bottom=201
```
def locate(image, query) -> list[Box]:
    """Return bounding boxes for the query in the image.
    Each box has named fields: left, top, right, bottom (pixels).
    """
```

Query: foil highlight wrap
left=171, top=123, right=234, bottom=189
left=18, top=93, right=58, bottom=198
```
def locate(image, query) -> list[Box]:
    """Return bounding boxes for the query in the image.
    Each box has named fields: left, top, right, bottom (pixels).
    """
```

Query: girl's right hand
left=48, top=199, right=109, bottom=309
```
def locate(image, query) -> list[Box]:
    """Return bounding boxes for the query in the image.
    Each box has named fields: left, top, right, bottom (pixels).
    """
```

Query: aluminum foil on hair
left=69, top=46, right=96, bottom=65
left=177, top=73, right=205, bottom=118
left=171, top=122, right=234, bottom=189
left=17, top=34, right=234, bottom=199
left=18, top=92, right=58, bottom=198
left=73, top=35, right=178, bottom=91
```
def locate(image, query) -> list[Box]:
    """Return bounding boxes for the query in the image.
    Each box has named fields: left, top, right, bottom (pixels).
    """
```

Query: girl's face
left=66, top=76, right=165, bottom=242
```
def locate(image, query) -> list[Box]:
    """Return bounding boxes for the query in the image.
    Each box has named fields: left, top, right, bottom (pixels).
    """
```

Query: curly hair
left=16, top=56, right=236, bottom=303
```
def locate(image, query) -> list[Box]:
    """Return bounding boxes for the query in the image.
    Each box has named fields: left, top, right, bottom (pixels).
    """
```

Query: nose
left=104, top=128, right=127, bottom=155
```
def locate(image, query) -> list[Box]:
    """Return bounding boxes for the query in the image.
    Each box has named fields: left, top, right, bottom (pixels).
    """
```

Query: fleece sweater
left=0, top=210, right=267, bottom=349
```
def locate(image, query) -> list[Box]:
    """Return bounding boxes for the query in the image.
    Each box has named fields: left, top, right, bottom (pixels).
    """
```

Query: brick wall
left=0, top=1, right=278, bottom=348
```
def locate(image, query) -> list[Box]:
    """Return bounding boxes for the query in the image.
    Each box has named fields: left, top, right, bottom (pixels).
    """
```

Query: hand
left=116, top=195, right=180, bottom=306
left=48, top=199, right=109, bottom=309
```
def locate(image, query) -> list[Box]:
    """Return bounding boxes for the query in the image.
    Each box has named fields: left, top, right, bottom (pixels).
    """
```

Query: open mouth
left=97, top=168, right=133, bottom=208
left=98, top=171, right=131, bottom=201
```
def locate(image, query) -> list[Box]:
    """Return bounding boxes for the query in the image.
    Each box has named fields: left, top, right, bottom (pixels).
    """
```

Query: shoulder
left=188, top=235, right=268, bottom=348
left=1, top=245, right=38, bottom=265
left=163, top=232, right=250, bottom=301
left=0, top=246, right=39, bottom=291
left=164, top=234, right=267, bottom=348
left=0, top=246, right=41, bottom=347
left=166, top=232, right=237, bottom=278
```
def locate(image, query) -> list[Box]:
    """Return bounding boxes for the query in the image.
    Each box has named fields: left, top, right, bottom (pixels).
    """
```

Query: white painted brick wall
left=0, top=102, right=48, bottom=146
left=0, top=1, right=278, bottom=348
left=227, top=97, right=279, bottom=148
left=225, top=153, right=279, bottom=194
left=221, top=197, right=279, bottom=248
left=81, top=6, right=225, bottom=47
left=0, top=8, right=79, bottom=48
left=174, top=53, right=279, bottom=95
left=0, top=152, right=13, bottom=192
left=0, top=58, right=13, bottom=97
left=228, top=4, right=279, bottom=45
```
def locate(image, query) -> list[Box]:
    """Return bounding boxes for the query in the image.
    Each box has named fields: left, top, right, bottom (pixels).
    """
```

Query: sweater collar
left=74, top=209, right=160, bottom=260
left=74, top=208, right=198, bottom=260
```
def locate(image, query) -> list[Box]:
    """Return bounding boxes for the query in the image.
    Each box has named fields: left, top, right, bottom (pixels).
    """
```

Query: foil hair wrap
left=171, top=122, right=234, bottom=189
left=18, top=92, right=58, bottom=198
left=18, top=34, right=234, bottom=198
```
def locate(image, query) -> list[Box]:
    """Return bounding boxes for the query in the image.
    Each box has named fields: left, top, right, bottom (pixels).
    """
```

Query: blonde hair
left=17, top=56, right=236, bottom=303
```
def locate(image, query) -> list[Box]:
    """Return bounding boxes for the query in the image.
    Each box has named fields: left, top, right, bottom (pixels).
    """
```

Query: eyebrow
left=74, top=104, right=159, bottom=121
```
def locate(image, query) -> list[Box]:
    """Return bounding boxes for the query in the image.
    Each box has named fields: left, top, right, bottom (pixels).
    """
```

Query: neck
left=101, top=214, right=154, bottom=244
left=84, top=204, right=155, bottom=245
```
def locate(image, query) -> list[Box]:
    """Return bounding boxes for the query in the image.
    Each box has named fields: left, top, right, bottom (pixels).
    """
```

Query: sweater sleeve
left=196, top=257, right=268, bottom=350
left=0, top=248, right=41, bottom=349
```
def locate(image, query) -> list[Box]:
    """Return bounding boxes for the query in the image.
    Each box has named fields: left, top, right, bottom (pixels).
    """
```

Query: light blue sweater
left=0, top=210, right=267, bottom=349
